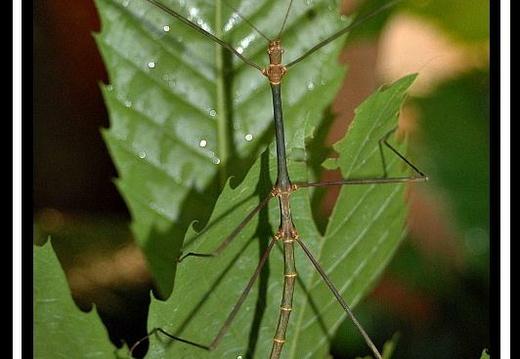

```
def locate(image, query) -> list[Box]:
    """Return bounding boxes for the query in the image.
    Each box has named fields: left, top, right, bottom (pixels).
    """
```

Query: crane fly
left=99, top=0, right=428, bottom=357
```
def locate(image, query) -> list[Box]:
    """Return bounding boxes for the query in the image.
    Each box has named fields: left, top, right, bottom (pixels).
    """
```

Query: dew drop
left=138, top=150, right=147, bottom=159
left=245, top=133, right=253, bottom=142
left=124, top=100, right=132, bottom=108
left=147, top=61, right=156, bottom=69
left=208, top=109, right=217, bottom=117
left=106, top=84, right=114, bottom=91
left=307, top=81, right=315, bottom=91
left=212, top=157, right=221, bottom=165
left=237, top=356, right=243, bottom=359
left=199, top=139, right=207, bottom=148
left=163, top=24, right=170, bottom=32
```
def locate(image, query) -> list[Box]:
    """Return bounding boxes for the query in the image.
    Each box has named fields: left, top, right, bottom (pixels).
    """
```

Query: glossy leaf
left=142, top=75, right=417, bottom=358
left=94, top=0, right=350, bottom=298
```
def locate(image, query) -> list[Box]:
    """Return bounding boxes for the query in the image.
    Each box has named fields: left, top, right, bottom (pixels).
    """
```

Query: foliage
left=94, top=0, right=352, bottom=298
left=33, top=0, right=423, bottom=358
left=34, top=240, right=126, bottom=358
left=142, top=75, right=416, bottom=358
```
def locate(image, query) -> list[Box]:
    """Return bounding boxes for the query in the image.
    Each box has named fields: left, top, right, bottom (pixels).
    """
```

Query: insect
left=98, top=0, right=427, bottom=357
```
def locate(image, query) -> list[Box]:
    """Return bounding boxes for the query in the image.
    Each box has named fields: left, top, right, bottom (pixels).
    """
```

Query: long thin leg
left=380, top=128, right=426, bottom=179
left=130, top=237, right=278, bottom=356
left=297, top=128, right=428, bottom=189
left=145, top=126, right=423, bottom=358
left=178, top=191, right=276, bottom=261
left=294, top=236, right=383, bottom=359
left=143, top=0, right=264, bottom=72
left=284, top=0, right=401, bottom=69
left=133, top=3, right=424, bottom=359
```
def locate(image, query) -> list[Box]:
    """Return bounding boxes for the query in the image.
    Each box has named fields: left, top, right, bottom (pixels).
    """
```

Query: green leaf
left=94, top=0, right=418, bottom=357
left=34, top=241, right=122, bottom=358
left=480, top=349, right=490, bottom=359
left=94, top=0, right=350, bottom=298
left=142, top=75, right=417, bottom=358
